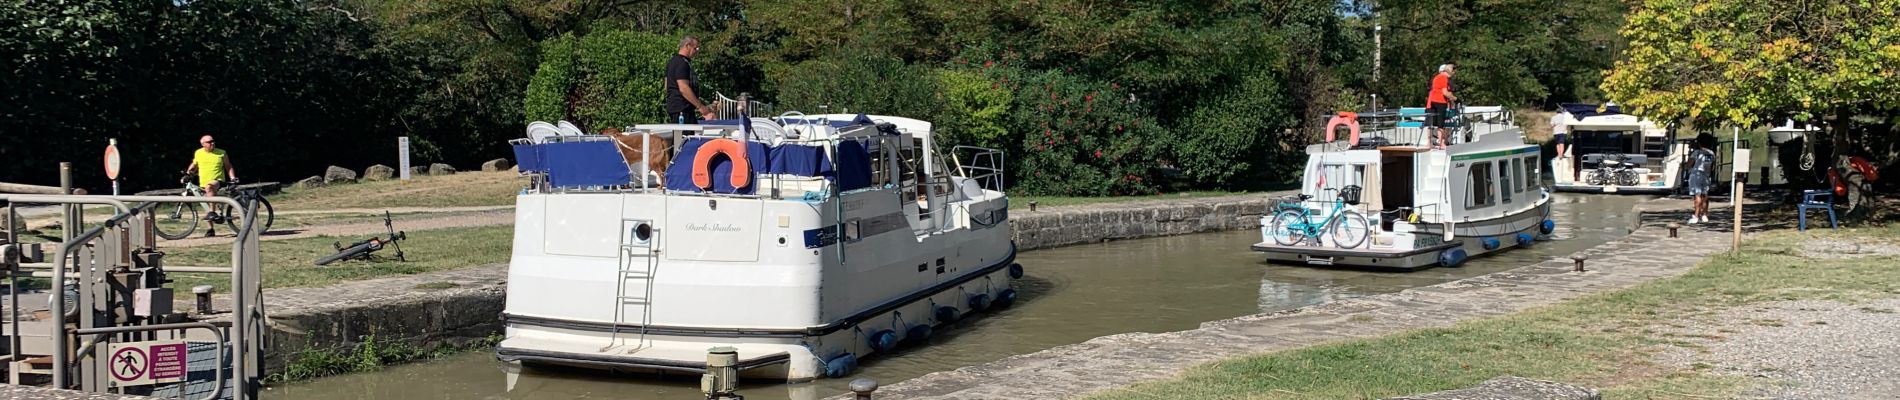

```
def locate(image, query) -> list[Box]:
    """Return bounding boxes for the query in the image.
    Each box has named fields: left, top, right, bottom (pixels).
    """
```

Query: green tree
left=522, top=29, right=674, bottom=129
left=1602, top=0, right=1900, bottom=212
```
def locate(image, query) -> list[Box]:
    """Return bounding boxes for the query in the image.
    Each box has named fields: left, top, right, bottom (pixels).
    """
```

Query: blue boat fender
left=968, top=293, right=992, bottom=312
left=1539, top=219, right=1556, bottom=235
left=868, top=329, right=898, bottom=352
left=1008, top=263, right=1025, bottom=279
left=1516, top=232, right=1536, bottom=247
left=1438, top=248, right=1468, bottom=268
left=936, top=306, right=961, bottom=324
left=905, top=325, right=933, bottom=344
left=1481, top=237, right=1501, bottom=250
left=993, top=288, right=1019, bottom=309
left=824, top=353, right=859, bottom=378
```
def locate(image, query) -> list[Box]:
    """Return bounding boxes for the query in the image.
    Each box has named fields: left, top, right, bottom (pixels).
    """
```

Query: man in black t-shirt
left=665, top=36, right=716, bottom=124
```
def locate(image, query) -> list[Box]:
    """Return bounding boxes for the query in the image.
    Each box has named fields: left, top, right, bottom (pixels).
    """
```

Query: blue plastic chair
left=1798, top=189, right=1838, bottom=231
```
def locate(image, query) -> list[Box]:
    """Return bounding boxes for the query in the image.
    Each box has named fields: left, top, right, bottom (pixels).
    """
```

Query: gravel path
left=1656, top=297, right=1900, bottom=399
left=162, top=210, right=514, bottom=248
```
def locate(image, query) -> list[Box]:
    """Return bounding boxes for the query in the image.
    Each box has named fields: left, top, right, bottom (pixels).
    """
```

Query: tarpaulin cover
left=834, top=140, right=873, bottom=192
left=1561, top=103, right=1624, bottom=119
left=769, top=144, right=831, bottom=177
left=542, top=140, right=631, bottom=187
left=512, top=142, right=546, bottom=173
left=664, top=138, right=771, bottom=194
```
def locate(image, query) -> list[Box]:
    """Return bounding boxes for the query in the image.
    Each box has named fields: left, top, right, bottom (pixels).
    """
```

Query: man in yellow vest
left=183, top=134, right=238, bottom=237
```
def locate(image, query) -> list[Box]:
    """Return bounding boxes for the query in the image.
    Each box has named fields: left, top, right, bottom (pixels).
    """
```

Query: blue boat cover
left=542, top=140, right=631, bottom=187
left=834, top=139, right=873, bottom=192
left=769, top=144, right=832, bottom=177
left=1561, top=103, right=1624, bottom=119
left=512, top=142, right=546, bottom=173
left=664, top=138, right=770, bottom=194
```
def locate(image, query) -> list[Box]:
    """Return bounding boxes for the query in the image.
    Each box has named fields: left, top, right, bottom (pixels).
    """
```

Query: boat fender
left=1516, top=233, right=1536, bottom=247
left=691, top=138, right=753, bottom=190
left=905, top=325, right=933, bottom=344
left=823, top=353, right=858, bottom=378
left=1438, top=248, right=1468, bottom=268
left=1539, top=219, right=1556, bottom=235
left=1325, top=112, right=1362, bottom=147
left=868, top=330, right=898, bottom=352
left=936, top=306, right=961, bottom=324
left=1008, top=263, right=1025, bottom=279
left=968, top=293, right=992, bottom=312
left=994, top=288, right=1019, bottom=309
left=1481, top=237, right=1501, bottom=250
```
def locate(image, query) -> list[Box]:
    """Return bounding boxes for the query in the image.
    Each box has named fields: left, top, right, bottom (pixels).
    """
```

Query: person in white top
left=1549, top=111, right=1570, bottom=158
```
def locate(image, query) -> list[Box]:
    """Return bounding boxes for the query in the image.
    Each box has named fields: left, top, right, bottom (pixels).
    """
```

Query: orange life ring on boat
left=1325, top=112, right=1361, bottom=147
left=691, top=138, right=752, bottom=190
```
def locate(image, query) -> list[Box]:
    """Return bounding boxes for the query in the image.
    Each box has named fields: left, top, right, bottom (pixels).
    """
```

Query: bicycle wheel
left=152, top=202, right=200, bottom=240
left=1329, top=210, right=1371, bottom=249
left=1268, top=210, right=1308, bottom=246
left=225, top=196, right=275, bottom=235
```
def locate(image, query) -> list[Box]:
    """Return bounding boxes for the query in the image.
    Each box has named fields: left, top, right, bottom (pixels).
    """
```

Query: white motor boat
left=1550, top=103, right=1686, bottom=194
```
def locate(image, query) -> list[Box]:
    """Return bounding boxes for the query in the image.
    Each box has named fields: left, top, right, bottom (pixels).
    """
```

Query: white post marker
left=398, top=136, right=412, bottom=182
left=1731, top=127, right=1747, bottom=251
left=104, top=139, right=122, bottom=195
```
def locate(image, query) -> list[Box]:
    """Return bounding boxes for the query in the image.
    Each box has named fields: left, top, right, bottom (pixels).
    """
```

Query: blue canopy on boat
left=1560, top=103, right=1624, bottom=119
left=542, top=140, right=631, bottom=187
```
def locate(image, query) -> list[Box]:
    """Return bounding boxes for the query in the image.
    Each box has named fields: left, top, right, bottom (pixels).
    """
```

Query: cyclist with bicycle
left=183, top=135, right=239, bottom=237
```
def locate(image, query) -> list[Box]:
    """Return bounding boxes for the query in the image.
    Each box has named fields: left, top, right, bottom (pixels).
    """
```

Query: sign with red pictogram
left=108, top=340, right=188, bottom=386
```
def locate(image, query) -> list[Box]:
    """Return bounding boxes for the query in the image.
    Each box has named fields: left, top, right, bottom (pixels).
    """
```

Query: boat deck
left=1250, top=241, right=1458, bottom=271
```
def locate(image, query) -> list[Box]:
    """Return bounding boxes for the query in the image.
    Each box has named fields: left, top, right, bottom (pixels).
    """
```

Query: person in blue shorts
left=1684, top=137, right=1716, bottom=224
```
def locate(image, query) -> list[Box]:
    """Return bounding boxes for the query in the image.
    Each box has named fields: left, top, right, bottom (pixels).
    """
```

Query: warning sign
left=109, top=340, right=188, bottom=386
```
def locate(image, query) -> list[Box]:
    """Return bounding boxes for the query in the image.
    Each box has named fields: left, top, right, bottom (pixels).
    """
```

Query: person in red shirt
left=1426, top=64, right=1458, bottom=149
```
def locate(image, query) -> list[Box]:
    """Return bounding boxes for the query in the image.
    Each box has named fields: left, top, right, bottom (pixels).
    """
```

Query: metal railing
left=951, top=145, right=1006, bottom=192
left=1, top=193, right=263, bottom=400
left=1336, top=107, right=1517, bottom=147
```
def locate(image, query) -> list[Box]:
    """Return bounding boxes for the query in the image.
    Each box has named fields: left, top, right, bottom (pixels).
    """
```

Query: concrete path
left=856, top=200, right=1748, bottom=399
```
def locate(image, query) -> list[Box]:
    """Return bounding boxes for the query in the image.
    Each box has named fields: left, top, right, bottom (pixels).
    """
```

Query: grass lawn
left=1085, top=226, right=1900, bottom=400
left=1012, top=191, right=1260, bottom=209
left=270, top=171, right=525, bottom=211
left=163, top=225, right=513, bottom=292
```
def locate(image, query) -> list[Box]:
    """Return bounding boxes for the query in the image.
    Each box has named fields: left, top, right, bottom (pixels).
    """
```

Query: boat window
left=1467, top=162, right=1495, bottom=208
left=1513, top=157, right=1527, bottom=193
left=1317, top=163, right=1366, bottom=203
left=1499, top=160, right=1512, bottom=203
left=1525, top=156, right=1540, bottom=187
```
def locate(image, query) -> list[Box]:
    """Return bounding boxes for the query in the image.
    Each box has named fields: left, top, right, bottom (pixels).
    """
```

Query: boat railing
left=1339, top=107, right=1516, bottom=147
left=951, top=145, right=1007, bottom=192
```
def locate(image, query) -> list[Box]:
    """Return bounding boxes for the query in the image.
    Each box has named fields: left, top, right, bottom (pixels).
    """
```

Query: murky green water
left=267, top=193, right=1644, bottom=400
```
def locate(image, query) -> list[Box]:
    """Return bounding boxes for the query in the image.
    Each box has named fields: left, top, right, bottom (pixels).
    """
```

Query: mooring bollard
left=703, top=346, right=740, bottom=399
left=193, top=285, right=215, bottom=315
left=1028, top=200, right=1038, bottom=212
left=849, top=378, right=878, bottom=399
left=1667, top=222, right=1680, bottom=238
left=1571, top=253, right=1587, bottom=272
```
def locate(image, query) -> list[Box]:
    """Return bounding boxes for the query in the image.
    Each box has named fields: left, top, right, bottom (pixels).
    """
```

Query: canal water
left=267, top=193, right=1643, bottom=400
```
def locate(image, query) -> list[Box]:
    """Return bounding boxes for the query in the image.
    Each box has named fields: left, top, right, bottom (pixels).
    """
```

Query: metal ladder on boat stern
left=605, top=218, right=660, bottom=353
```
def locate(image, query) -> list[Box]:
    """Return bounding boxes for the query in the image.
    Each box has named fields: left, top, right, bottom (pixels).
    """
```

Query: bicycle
left=149, top=173, right=275, bottom=240
left=1266, top=185, right=1371, bottom=249
left=1585, top=153, right=1640, bottom=186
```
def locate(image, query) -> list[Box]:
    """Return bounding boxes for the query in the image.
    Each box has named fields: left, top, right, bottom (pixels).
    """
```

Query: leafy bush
left=992, top=66, right=1165, bottom=196
left=768, top=54, right=943, bottom=121
left=522, top=29, right=674, bottom=129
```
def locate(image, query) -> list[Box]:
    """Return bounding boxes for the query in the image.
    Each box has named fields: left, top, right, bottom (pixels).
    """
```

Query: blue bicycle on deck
left=1266, top=185, right=1371, bottom=249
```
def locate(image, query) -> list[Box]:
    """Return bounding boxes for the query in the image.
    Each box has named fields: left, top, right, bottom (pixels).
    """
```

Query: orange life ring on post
left=1828, top=168, right=1847, bottom=196
left=691, top=138, right=752, bottom=190
left=1325, top=112, right=1361, bottom=147
left=1848, top=156, right=1879, bottom=182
